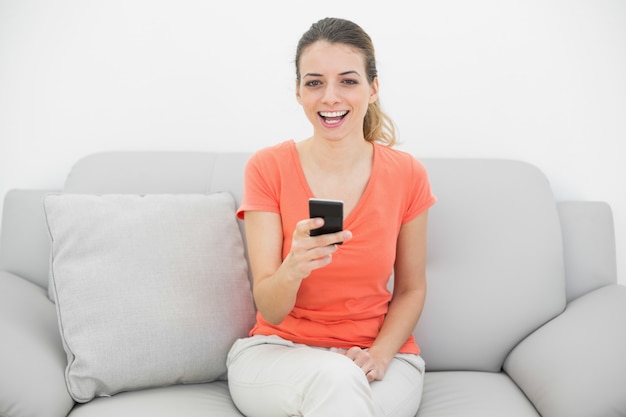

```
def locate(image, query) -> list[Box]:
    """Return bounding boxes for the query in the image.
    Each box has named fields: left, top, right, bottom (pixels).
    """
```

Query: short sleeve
left=403, top=156, right=437, bottom=224
left=236, top=149, right=282, bottom=220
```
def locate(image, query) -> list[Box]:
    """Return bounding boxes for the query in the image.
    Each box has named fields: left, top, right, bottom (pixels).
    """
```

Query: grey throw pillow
left=43, top=193, right=255, bottom=403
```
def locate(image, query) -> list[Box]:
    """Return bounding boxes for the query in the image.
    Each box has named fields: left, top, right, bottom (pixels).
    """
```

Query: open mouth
left=319, top=110, right=348, bottom=125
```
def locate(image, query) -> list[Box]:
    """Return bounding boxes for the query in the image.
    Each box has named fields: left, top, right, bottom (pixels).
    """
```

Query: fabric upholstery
left=0, top=189, right=53, bottom=289
left=504, top=284, right=626, bottom=417
left=68, top=381, right=244, bottom=417
left=557, top=201, right=617, bottom=302
left=416, top=371, right=540, bottom=417
left=43, top=193, right=255, bottom=402
left=0, top=271, right=74, bottom=417
left=415, top=159, right=566, bottom=371
left=0, top=151, right=621, bottom=417
left=52, top=151, right=252, bottom=302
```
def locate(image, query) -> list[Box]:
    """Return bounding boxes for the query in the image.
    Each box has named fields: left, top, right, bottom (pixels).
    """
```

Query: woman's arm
left=346, top=210, right=429, bottom=381
left=244, top=211, right=352, bottom=325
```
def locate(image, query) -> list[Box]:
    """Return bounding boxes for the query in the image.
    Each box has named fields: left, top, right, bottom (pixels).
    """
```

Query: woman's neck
left=299, top=136, right=372, bottom=174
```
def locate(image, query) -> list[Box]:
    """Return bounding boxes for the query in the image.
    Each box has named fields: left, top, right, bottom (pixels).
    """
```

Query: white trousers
left=226, top=335, right=425, bottom=417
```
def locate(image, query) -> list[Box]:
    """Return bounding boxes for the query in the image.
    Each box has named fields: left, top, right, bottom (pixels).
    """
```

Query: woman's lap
left=226, top=335, right=425, bottom=417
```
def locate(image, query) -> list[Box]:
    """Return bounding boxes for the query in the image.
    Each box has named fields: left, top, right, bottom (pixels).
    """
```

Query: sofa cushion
left=43, top=193, right=255, bottom=403
left=66, top=381, right=244, bottom=417
left=415, top=159, right=566, bottom=372
left=504, top=284, right=626, bottom=417
left=416, top=371, right=540, bottom=417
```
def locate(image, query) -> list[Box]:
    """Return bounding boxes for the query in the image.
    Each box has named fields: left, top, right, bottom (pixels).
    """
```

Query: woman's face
left=296, top=41, right=378, bottom=143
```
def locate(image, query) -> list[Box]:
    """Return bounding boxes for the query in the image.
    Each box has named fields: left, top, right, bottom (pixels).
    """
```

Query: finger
left=291, top=219, right=325, bottom=254
left=346, top=348, right=379, bottom=378
left=347, top=348, right=373, bottom=371
left=307, top=253, right=334, bottom=271
left=288, top=242, right=335, bottom=271
left=306, top=217, right=325, bottom=233
left=365, top=369, right=378, bottom=382
left=313, top=230, right=353, bottom=247
left=293, top=218, right=323, bottom=240
left=345, top=346, right=362, bottom=361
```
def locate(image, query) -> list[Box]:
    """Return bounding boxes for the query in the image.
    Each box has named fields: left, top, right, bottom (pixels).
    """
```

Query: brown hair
left=295, top=17, right=396, bottom=146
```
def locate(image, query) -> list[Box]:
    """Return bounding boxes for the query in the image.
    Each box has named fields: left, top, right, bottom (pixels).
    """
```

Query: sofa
left=1, top=151, right=624, bottom=417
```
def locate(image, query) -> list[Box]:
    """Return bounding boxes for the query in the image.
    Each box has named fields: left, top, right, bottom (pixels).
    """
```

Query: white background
left=1, top=0, right=624, bottom=284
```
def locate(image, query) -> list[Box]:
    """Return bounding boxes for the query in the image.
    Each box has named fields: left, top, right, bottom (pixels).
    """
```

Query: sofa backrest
left=62, top=150, right=253, bottom=267
left=416, top=159, right=566, bottom=371
left=1, top=152, right=573, bottom=373
left=63, top=153, right=567, bottom=372
left=63, top=151, right=250, bottom=201
left=0, top=151, right=253, bottom=290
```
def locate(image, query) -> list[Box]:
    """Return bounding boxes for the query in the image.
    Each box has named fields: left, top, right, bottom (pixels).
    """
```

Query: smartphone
left=309, top=198, right=344, bottom=244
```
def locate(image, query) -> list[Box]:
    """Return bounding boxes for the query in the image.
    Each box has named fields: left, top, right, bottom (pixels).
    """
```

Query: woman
left=227, top=17, right=436, bottom=417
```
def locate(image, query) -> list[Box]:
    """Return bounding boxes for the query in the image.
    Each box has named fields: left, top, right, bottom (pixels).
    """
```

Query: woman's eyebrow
left=303, top=70, right=361, bottom=78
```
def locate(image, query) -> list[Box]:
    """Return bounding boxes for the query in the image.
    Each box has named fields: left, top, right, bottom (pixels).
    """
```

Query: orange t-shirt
left=236, top=140, right=436, bottom=354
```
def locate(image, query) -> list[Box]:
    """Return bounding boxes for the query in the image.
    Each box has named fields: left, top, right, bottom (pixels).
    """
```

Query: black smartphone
left=309, top=198, right=344, bottom=244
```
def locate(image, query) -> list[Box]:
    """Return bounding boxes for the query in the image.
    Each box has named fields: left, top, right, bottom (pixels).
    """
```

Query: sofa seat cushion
left=43, top=193, right=255, bottom=403
left=504, top=284, right=626, bottom=417
left=67, top=381, right=244, bottom=417
left=416, top=371, right=540, bottom=417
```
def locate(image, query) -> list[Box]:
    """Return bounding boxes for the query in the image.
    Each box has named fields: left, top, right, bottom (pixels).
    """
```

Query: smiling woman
left=225, top=17, right=436, bottom=417
left=295, top=18, right=395, bottom=147
left=296, top=41, right=378, bottom=143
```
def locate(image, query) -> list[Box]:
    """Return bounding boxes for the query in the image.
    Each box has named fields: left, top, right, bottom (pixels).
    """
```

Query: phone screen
left=309, top=198, right=343, bottom=244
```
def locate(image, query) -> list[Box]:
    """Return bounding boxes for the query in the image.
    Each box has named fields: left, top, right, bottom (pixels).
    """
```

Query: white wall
left=1, top=0, right=624, bottom=284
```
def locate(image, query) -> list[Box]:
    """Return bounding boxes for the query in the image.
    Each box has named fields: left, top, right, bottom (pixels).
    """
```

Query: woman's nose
left=322, top=85, right=340, bottom=105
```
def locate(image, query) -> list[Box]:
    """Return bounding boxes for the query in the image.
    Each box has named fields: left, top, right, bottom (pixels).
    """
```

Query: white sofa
left=1, top=151, right=624, bottom=417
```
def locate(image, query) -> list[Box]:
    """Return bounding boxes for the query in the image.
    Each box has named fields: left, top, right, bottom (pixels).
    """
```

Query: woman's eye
left=342, top=79, right=358, bottom=85
left=305, top=80, right=321, bottom=87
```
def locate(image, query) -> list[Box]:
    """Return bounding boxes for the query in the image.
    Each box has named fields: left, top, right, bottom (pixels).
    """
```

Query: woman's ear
left=369, top=77, right=379, bottom=104
left=295, top=79, right=302, bottom=105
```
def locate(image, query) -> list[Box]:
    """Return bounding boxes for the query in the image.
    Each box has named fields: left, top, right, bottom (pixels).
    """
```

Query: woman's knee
left=304, top=353, right=373, bottom=401
left=296, top=353, right=376, bottom=416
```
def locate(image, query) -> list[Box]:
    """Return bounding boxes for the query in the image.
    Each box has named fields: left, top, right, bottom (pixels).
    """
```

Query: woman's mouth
left=319, top=110, right=348, bottom=126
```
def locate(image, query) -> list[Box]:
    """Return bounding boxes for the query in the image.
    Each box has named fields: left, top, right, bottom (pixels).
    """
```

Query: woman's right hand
left=243, top=212, right=351, bottom=325
left=284, top=217, right=352, bottom=281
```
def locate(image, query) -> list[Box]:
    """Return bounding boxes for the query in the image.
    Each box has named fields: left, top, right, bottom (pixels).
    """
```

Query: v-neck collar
left=288, top=139, right=377, bottom=225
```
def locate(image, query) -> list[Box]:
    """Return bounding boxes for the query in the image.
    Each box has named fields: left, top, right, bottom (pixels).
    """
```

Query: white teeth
left=319, top=111, right=347, bottom=118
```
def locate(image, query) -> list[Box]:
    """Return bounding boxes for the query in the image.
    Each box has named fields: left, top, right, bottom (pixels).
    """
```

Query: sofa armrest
left=557, top=201, right=617, bottom=302
left=0, top=271, right=74, bottom=417
left=504, top=284, right=626, bottom=417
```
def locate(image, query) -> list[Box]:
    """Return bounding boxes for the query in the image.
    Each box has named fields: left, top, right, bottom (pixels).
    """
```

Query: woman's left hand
left=344, top=346, right=389, bottom=382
